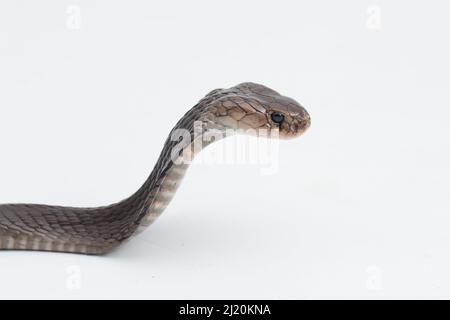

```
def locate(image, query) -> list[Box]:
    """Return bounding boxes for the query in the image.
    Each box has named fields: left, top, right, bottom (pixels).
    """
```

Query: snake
left=0, top=83, right=310, bottom=255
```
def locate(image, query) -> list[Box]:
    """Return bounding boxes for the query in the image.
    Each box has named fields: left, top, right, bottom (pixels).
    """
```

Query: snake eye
left=271, top=112, right=285, bottom=124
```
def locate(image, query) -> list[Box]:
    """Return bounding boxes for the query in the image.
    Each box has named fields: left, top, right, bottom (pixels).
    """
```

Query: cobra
left=0, top=83, right=311, bottom=255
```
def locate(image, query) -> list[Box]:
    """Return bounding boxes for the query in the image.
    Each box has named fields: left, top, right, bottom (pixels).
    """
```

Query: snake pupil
left=271, top=112, right=285, bottom=124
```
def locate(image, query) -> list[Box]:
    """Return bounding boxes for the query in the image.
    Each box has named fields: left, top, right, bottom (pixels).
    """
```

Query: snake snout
left=299, top=109, right=311, bottom=133
left=274, top=102, right=311, bottom=139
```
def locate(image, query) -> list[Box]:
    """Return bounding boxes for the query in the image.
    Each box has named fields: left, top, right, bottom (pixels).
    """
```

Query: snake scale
left=0, top=83, right=310, bottom=255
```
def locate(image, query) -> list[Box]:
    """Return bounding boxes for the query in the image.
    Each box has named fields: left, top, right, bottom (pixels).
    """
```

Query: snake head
left=205, top=82, right=311, bottom=139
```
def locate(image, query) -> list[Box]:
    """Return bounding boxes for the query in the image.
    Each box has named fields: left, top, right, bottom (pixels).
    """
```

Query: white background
left=0, top=0, right=449, bottom=299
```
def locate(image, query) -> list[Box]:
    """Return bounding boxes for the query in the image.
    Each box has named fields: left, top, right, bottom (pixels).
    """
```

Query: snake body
left=0, top=83, right=310, bottom=255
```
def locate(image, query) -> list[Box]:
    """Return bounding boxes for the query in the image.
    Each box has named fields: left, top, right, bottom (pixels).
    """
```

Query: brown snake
left=0, top=83, right=311, bottom=255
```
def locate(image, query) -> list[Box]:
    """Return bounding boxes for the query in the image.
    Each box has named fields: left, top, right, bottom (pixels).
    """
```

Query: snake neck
left=113, top=102, right=226, bottom=236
